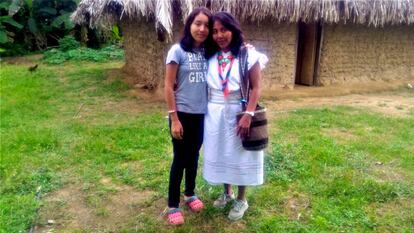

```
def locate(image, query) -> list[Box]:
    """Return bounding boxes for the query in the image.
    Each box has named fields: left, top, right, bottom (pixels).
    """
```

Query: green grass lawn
left=1, top=60, right=413, bottom=233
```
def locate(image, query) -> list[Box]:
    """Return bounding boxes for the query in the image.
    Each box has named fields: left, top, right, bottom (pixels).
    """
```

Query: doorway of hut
left=295, top=21, right=323, bottom=86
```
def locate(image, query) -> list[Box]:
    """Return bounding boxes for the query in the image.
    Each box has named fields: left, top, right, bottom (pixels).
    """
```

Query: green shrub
left=43, top=48, right=67, bottom=64
left=42, top=45, right=124, bottom=64
left=58, top=36, right=80, bottom=51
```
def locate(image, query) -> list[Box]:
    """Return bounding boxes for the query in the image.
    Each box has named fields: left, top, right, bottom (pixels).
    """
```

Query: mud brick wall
left=318, top=24, right=414, bottom=85
left=123, top=20, right=413, bottom=90
left=242, top=23, right=297, bottom=89
left=122, top=18, right=168, bottom=89
left=123, top=18, right=297, bottom=90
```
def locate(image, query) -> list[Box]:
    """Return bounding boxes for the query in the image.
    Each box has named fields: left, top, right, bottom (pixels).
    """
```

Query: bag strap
left=238, top=46, right=249, bottom=111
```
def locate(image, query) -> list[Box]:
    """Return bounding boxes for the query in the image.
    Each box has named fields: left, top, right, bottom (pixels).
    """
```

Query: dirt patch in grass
left=371, top=198, right=414, bottom=216
left=266, top=90, right=414, bottom=117
left=368, top=161, right=407, bottom=183
left=34, top=178, right=154, bottom=233
left=102, top=99, right=145, bottom=113
left=284, top=193, right=311, bottom=221
left=262, top=80, right=413, bottom=99
left=2, top=54, right=43, bottom=65
left=120, top=161, right=143, bottom=171
left=322, top=128, right=358, bottom=142
left=366, top=198, right=414, bottom=232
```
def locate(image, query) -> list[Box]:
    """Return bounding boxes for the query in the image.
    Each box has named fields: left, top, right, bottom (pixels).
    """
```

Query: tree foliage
left=0, top=0, right=79, bottom=55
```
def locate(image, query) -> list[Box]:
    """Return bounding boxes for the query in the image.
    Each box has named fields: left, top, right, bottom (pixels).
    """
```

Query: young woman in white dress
left=202, top=11, right=268, bottom=221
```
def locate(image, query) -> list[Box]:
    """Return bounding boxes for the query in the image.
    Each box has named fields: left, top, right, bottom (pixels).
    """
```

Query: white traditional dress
left=203, top=48, right=268, bottom=186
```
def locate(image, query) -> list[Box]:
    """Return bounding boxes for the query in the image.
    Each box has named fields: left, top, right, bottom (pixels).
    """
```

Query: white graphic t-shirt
left=166, top=44, right=208, bottom=114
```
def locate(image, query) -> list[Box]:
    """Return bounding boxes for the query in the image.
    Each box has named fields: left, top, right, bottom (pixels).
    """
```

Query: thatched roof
left=72, top=0, right=414, bottom=38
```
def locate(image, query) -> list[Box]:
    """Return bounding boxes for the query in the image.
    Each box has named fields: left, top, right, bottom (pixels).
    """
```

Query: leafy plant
left=0, top=0, right=78, bottom=55
left=58, top=35, right=79, bottom=51
left=0, top=1, right=23, bottom=47
left=43, top=45, right=124, bottom=64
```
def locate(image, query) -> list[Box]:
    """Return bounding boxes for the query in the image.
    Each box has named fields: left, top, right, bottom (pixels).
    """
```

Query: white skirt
left=202, top=90, right=264, bottom=186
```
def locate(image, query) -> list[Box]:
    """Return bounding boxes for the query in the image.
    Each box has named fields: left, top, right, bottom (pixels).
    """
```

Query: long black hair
left=210, top=11, right=245, bottom=57
left=180, top=7, right=213, bottom=54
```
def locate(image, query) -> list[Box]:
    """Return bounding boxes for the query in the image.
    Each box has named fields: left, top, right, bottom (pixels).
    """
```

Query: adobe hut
left=72, top=0, right=414, bottom=91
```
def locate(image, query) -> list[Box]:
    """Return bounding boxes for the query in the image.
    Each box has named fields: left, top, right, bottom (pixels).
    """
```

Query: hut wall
left=122, top=19, right=297, bottom=90
left=318, top=24, right=414, bottom=85
left=242, top=23, right=297, bottom=88
left=122, top=18, right=168, bottom=89
left=122, top=20, right=414, bottom=90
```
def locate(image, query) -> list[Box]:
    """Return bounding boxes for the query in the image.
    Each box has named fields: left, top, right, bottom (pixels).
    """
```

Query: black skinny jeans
left=168, top=112, right=204, bottom=208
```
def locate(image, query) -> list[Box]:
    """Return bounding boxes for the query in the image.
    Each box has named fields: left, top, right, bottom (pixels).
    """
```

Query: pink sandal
left=185, top=196, right=204, bottom=212
left=166, top=208, right=184, bottom=225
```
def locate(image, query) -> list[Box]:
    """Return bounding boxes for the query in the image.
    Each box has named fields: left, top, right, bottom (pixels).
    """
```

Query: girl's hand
left=243, top=42, right=255, bottom=50
left=171, top=120, right=184, bottom=140
left=237, top=114, right=252, bottom=139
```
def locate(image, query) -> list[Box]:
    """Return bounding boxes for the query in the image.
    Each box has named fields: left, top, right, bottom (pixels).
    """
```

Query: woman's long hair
left=180, top=7, right=213, bottom=55
left=210, top=11, right=245, bottom=57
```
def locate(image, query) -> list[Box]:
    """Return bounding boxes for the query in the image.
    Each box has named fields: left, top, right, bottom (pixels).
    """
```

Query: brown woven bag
left=237, top=46, right=268, bottom=151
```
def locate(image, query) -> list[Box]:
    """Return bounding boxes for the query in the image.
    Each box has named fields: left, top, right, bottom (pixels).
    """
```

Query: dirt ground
left=119, top=79, right=414, bottom=118
left=266, top=86, right=414, bottom=117
left=33, top=180, right=154, bottom=233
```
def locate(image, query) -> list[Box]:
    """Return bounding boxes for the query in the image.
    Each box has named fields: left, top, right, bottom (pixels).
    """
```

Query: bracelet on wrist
left=168, top=109, right=176, bottom=114
left=245, top=111, right=255, bottom=117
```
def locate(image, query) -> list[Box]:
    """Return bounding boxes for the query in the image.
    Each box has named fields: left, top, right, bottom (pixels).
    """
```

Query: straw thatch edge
left=71, top=0, right=414, bottom=39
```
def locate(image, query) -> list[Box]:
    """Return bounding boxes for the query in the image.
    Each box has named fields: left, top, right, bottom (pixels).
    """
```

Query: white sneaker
left=228, top=199, right=249, bottom=221
left=213, top=192, right=235, bottom=208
